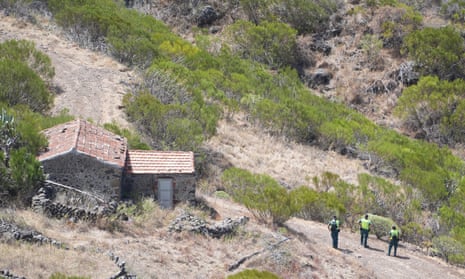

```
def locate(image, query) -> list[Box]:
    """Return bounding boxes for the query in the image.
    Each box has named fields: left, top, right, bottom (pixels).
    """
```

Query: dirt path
left=0, top=14, right=134, bottom=127
left=286, top=218, right=465, bottom=279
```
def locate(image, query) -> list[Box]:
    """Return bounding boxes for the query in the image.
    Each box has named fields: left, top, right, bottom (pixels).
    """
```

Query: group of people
left=327, top=214, right=400, bottom=257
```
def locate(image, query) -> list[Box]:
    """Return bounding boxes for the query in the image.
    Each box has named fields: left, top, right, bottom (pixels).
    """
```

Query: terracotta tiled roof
left=126, top=150, right=195, bottom=174
left=37, top=119, right=127, bottom=167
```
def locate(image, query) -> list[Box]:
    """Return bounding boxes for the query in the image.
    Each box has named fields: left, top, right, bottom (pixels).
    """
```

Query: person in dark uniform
left=388, top=225, right=400, bottom=256
left=358, top=214, right=372, bottom=248
left=328, top=215, right=340, bottom=249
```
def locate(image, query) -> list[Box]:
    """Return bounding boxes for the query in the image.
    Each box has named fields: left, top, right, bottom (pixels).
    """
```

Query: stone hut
left=123, top=150, right=196, bottom=208
left=37, top=120, right=196, bottom=209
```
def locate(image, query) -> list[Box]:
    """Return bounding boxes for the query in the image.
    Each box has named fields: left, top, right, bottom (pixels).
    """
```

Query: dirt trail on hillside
left=0, top=14, right=134, bottom=127
left=285, top=218, right=465, bottom=279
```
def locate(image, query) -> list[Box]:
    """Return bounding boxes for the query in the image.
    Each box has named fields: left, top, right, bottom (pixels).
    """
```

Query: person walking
left=387, top=225, right=400, bottom=256
left=358, top=214, right=372, bottom=248
left=328, top=215, right=340, bottom=249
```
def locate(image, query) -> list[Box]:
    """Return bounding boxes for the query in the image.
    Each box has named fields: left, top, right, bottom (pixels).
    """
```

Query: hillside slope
left=1, top=9, right=465, bottom=279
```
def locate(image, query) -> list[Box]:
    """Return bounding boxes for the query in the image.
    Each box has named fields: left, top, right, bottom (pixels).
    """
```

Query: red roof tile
left=37, top=119, right=127, bottom=167
left=126, top=150, right=195, bottom=174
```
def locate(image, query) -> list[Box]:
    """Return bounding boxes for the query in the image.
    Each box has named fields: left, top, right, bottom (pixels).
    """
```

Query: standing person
left=328, top=215, right=340, bottom=249
left=388, top=225, right=400, bottom=256
left=358, top=214, right=372, bottom=248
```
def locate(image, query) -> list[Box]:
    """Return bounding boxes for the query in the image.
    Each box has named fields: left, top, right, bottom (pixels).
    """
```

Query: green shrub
left=432, top=235, right=465, bottom=265
left=49, top=272, right=90, bottom=279
left=228, top=269, right=281, bottom=279
left=401, top=222, right=433, bottom=246
left=225, top=20, right=298, bottom=69
left=222, top=167, right=295, bottom=225
left=0, top=56, right=53, bottom=112
left=239, top=0, right=276, bottom=24
left=103, top=122, right=150, bottom=150
left=363, top=214, right=398, bottom=239
left=290, top=185, right=345, bottom=223
left=278, top=0, right=339, bottom=34
left=402, top=26, right=465, bottom=80
left=441, top=0, right=465, bottom=22
left=379, top=4, right=422, bottom=53
left=394, top=76, right=465, bottom=145
left=0, top=39, right=54, bottom=83
left=0, top=108, right=45, bottom=206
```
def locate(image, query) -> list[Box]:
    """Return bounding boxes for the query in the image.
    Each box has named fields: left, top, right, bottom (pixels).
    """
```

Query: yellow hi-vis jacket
left=359, top=218, right=371, bottom=230
left=390, top=229, right=399, bottom=240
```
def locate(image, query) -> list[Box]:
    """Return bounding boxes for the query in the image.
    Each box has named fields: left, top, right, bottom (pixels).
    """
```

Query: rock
left=197, top=5, right=217, bottom=27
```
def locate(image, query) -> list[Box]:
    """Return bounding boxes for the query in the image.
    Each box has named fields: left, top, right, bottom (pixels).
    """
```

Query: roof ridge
left=74, top=119, right=83, bottom=150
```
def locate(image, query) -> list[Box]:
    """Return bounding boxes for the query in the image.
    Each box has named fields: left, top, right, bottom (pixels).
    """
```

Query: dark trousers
left=360, top=229, right=369, bottom=247
left=388, top=239, right=399, bottom=256
left=331, top=230, right=339, bottom=249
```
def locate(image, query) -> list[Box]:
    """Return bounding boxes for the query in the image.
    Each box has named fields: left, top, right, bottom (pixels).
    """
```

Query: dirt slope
left=2, top=12, right=465, bottom=279
left=286, top=217, right=465, bottom=279
left=0, top=14, right=134, bottom=128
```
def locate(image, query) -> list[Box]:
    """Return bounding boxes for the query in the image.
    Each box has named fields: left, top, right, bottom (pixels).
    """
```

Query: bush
left=401, top=222, right=433, bottom=246
left=432, top=235, right=465, bottom=265
left=0, top=59, right=52, bottom=112
left=290, top=185, right=345, bottom=223
left=103, top=122, right=150, bottom=150
left=225, top=20, right=298, bottom=69
left=0, top=108, right=46, bottom=206
left=277, top=0, right=339, bottom=34
left=394, top=76, right=465, bottom=145
left=402, top=26, right=465, bottom=80
left=222, top=167, right=295, bottom=225
left=228, top=269, right=281, bottom=279
left=49, top=272, right=90, bottom=279
left=362, top=214, right=398, bottom=239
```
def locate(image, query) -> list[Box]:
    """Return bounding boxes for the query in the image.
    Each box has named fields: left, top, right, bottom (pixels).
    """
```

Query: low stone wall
left=0, top=218, right=61, bottom=247
left=32, top=185, right=118, bottom=222
left=168, top=211, right=249, bottom=238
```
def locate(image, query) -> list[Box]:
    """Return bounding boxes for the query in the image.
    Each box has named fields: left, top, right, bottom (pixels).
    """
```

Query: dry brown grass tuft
left=0, top=242, right=116, bottom=278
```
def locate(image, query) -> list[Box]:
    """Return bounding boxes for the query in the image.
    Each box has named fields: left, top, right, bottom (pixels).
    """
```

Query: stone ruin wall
left=122, top=173, right=196, bottom=203
left=41, top=152, right=123, bottom=202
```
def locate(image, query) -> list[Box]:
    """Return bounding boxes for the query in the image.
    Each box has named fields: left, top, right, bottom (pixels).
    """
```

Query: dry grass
left=0, top=242, right=115, bottom=279
left=204, top=114, right=369, bottom=189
